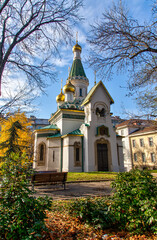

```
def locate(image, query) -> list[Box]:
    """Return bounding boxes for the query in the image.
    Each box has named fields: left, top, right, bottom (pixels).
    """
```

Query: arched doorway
left=97, top=143, right=108, bottom=171
left=95, top=138, right=111, bottom=171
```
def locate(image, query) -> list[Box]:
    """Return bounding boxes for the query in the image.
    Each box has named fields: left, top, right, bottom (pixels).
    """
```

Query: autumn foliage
left=0, top=112, right=33, bottom=160
left=0, top=112, right=52, bottom=239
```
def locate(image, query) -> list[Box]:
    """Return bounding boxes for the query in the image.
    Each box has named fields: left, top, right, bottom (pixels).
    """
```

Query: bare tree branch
left=0, top=0, right=83, bottom=112
left=88, top=0, right=157, bottom=117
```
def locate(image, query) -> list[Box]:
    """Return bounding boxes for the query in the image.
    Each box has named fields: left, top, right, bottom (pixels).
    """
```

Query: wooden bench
left=31, top=172, right=68, bottom=191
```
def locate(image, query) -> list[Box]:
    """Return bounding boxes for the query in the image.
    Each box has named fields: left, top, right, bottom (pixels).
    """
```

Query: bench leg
left=64, top=182, right=66, bottom=190
left=32, top=183, right=34, bottom=192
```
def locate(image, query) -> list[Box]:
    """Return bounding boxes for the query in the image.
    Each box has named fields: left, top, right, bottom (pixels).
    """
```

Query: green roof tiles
left=47, top=133, right=61, bottom=138
left=69, top=59, right=86, bottom=78
left=38, top=133, right=61, bottom=138
left=68, top=129, right=83, bottom=136
left=40, top=124, right=59, bottom=130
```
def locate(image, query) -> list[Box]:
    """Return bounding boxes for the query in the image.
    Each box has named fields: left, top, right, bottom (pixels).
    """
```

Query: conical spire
left=67, top=34, right=89, bottom=100
left=69, top=38, right=86, bottom=78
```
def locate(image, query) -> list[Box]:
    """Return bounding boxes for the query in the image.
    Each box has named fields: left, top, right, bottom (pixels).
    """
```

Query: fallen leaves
left=43, top=200, right=157, bottom=240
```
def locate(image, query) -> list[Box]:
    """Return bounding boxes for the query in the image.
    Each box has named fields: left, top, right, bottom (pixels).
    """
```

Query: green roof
left=68, top=129, right=83, bottom=136
left=81, top=81, right=114, bottom=106
left=37, top=133, right=60, bottom=138
left=40, top=124, right=59, bottom=130
left=60, top=98, right=84, bottom=110
left=69, top=59, right=86, bottom=78
left=47, top=133, right=61, bottom=138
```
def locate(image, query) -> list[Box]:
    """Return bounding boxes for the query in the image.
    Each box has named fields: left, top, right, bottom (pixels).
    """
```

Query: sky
left=0, top=0, right=152, bottom=119
left=34, top=0, right=152, bottom=120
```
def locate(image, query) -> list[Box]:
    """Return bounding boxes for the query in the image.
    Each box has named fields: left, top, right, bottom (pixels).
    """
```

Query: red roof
left=129, top=126, right=157, bottom=136
left=116, top=119, right=155, bottom=128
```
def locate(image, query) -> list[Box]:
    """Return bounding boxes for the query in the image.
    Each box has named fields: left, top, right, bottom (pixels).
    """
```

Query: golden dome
left=56, top=90, right=65, bottom=102
left=63, top=80, right=75, bottom=93
left=72, top=43, right=82, bottom=52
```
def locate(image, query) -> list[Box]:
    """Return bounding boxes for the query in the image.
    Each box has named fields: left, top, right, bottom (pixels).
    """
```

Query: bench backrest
left=32, top=172, right=67, bottom=183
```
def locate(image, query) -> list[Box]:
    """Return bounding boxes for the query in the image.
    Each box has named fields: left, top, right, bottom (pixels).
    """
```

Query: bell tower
left=68, top=35, right=89, bottom=100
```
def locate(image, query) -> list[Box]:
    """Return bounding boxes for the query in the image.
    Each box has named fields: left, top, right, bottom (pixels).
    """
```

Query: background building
left=116, top=119, right=157, bottom=171
left=130, top=126, right=157, bottom=170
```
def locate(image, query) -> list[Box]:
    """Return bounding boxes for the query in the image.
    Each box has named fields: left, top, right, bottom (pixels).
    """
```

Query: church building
left=33, top=41, right=124, bottom=172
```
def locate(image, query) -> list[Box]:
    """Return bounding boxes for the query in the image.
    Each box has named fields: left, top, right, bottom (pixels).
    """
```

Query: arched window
left=79, top=88, right=82, bottom=97
left=74, top=142, right=81, bottom=167
left=40, top=144, right=44, bottom=161
left=96, top=107, right=105, bottom=117
left=38, top=143, right=46, bottom=166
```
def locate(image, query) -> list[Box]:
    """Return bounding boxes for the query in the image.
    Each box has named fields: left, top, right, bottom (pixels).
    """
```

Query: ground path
left=34, top=180, right=112, bottom=200
left=33, top=173, right=157, bottom=200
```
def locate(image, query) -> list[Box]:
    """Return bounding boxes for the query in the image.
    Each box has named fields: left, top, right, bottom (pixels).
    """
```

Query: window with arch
left=79, top=88, right=82, bottom=97
left=96, top=107, right=105, bottom=117
left=74, top=142, right=81, bottom=167
left=38, top=142, right=46, bottom=166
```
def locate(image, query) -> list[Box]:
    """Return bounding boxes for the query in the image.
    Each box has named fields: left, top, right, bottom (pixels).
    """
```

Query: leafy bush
left=111, top=169, right=157, bottom=234
left=0, top=154, right=52, bottom=240
left=68, top=170, right=157, bottom=235
left=68, top=197, right=114, bottom=229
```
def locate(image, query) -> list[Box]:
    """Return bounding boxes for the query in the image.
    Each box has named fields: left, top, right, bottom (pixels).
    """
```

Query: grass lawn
left=150, top=169, right=157, bottom=173
left=67, top=172, right=117, bottom=182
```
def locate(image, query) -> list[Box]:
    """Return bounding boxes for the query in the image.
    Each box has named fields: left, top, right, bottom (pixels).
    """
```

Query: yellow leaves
left=0, top=112, right=33, bottom=158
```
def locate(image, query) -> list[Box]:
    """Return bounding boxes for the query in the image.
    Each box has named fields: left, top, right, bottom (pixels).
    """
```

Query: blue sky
left=31, top=0, right=152, bottom=119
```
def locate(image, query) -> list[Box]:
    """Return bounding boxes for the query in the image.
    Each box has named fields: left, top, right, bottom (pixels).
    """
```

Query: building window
left=140, top=138, right=144, bottom=147
left=96, top=107, right=105, bottom=117
left=134, top=153, right=137, bottom=162
left=151, top=153, right=156, bottom=163
left=97, top=125, right=109, bottom=137
left=74, top=142, right=81, bottom=167
left=121, top=130, right=124, bottom=135
left=38, top=143, right=46, bottom=166
left=79, top=88, right=82, bottom=97
left=76, top=147, right=80, bottom=162
left=53, top=151, right=55, bottom=162
left=142, top=153, right=146, bottom=162
left=149, top=137, right=153, bottom=147
left=132, top=140, right=136, bottom=147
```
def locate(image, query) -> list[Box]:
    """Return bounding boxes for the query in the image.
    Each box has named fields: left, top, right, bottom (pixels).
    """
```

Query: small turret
left=56, top=79, right=65, bottom=108
left=63, top=80, right=75, bottom=102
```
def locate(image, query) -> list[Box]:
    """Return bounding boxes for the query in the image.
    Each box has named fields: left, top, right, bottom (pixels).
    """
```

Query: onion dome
left=56, top=89, right=65, bottom=102
left=63, top=80, right=75, bottom=93
left=72, top=43, right=82, bottom=53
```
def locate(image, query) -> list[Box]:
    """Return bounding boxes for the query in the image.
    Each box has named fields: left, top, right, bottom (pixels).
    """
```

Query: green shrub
left=0, top=154, right=52, bottom=240
left=111, top=169, right=157, bottom=234
left=68, top=197, right=114, bottom=229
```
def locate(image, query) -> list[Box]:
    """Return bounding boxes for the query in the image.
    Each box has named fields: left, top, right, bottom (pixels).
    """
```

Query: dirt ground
left=33, top=181, right=113, bottom=200
left=33, top=173, right=157, bottom=201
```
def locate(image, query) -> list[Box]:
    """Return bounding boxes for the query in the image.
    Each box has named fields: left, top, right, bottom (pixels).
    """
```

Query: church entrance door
left=97, top=143, right=108, bottom=171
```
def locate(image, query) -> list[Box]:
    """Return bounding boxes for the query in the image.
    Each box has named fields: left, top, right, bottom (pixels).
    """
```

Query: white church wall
left=62, top=136, right=83, bottom=172
left=80, top=124, right=89, bottom=172
left=50, top=113, right=62, bottom=132
left=71, top=78, right=89, bottom=99
left=62, top=137, right=70, bottom=172
left=90, top=86, right=119, bottom=172
left=69, top=136, right=82, bottom=172
left=62, top=118, right=84, bottom=135
left=82, top=84, right=120, bottom=172
left=47, top=138, right=61, bottom=172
